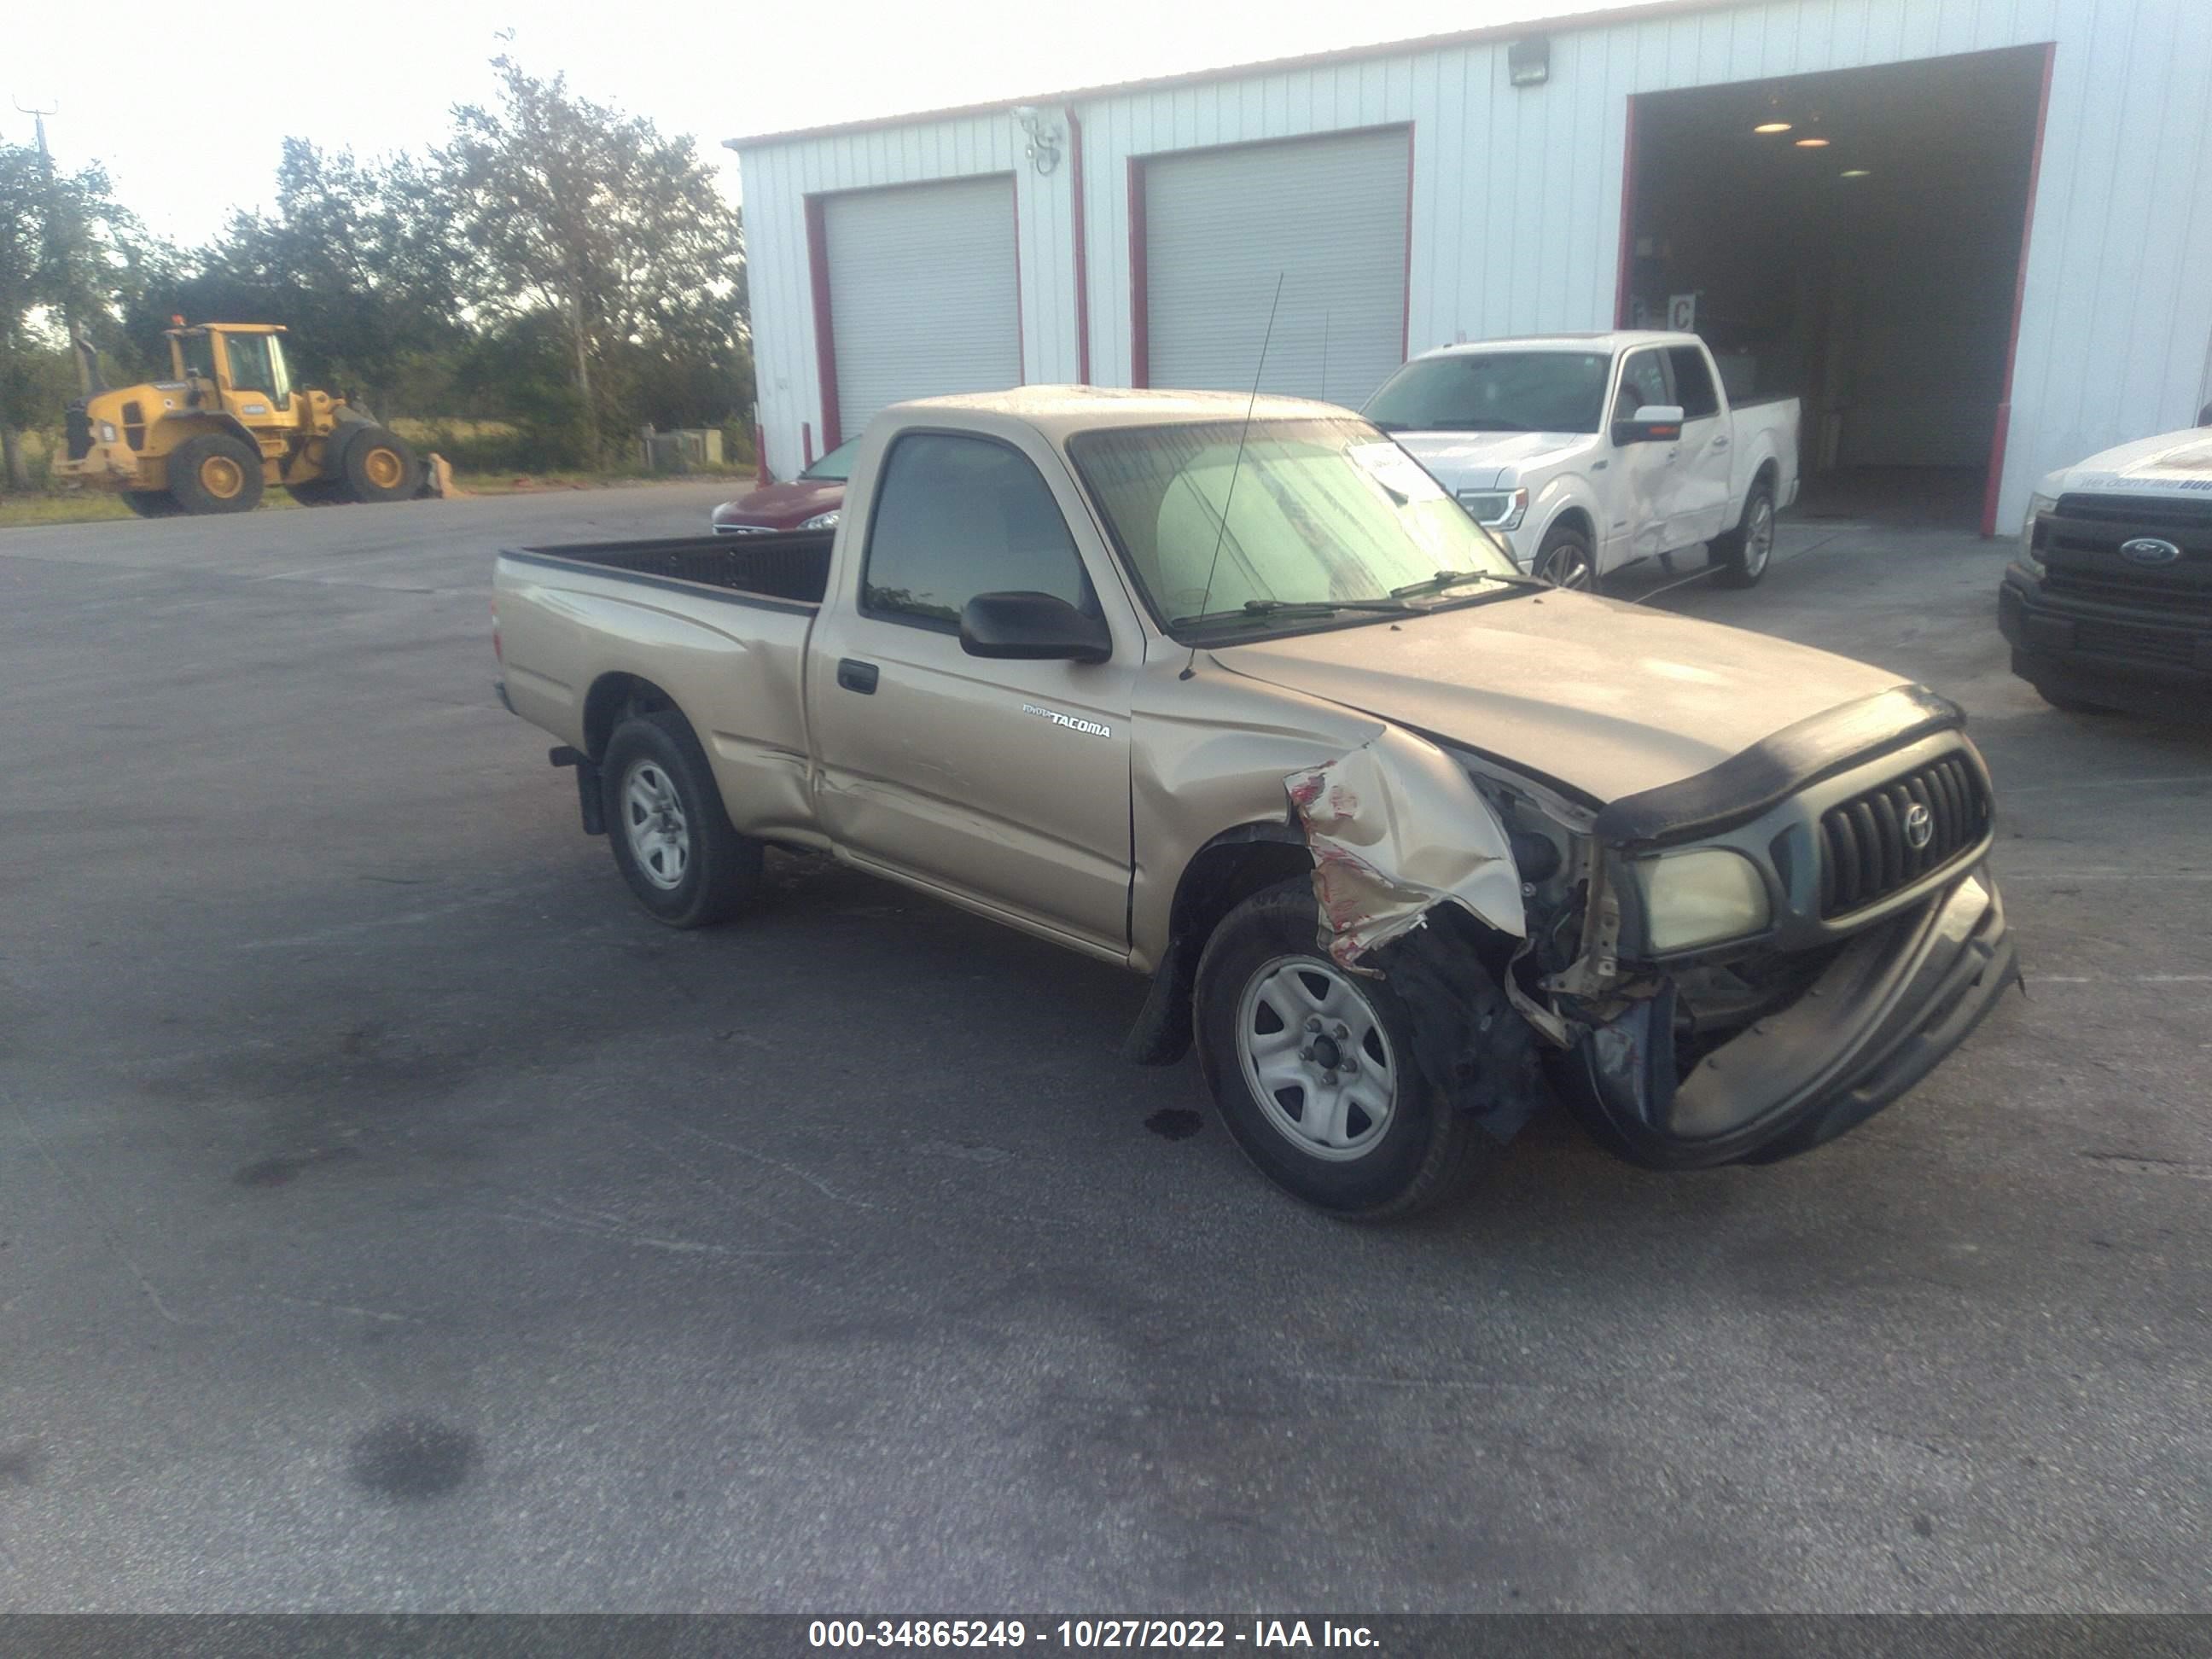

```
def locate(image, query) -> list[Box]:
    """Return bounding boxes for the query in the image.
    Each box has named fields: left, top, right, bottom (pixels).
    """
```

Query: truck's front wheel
left=600, top=712, right=763, bottom=928
left=1193, top=878, right=1493, bottom=1219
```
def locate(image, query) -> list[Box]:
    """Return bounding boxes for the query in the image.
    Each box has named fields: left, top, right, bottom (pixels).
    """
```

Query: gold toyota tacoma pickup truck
left=492, top=388, right=2017, bottom=1217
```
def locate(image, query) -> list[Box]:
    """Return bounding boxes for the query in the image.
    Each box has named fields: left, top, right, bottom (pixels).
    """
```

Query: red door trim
left=804, top=195, right=842, bottom=453
left=1982, top=42, right=2058, bottom=538
left=1401, top=124, right=1417, bottom=364
left=1070, top=110, right=1092, bottom=384
left=1127, top=156, right=1150, bottom=388
left=1612, top=93, right=1641, bottom=329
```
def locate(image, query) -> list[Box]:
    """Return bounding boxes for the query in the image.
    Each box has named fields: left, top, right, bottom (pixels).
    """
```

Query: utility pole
left=15, top=98, right=92, bottom=398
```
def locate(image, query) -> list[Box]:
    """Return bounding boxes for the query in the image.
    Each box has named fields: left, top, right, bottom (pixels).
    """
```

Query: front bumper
left=2000, top=564, right=2212, bottom=716
left=1558, top=862, right=2017, bottom=1169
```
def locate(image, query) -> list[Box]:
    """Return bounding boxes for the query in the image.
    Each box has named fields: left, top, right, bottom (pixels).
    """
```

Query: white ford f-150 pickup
left=1365, top=330, right=1801, bottom=591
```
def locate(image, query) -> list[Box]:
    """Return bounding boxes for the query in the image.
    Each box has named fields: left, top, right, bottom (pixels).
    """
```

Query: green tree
left=439, top=55, right=748, bottom=462
left=207, top=139, right=464, bottom=418
left=0, top=140, right=145, bottom=492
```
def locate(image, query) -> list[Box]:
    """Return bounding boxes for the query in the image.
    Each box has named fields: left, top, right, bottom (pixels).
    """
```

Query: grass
left=0, top=467, right=748, bottom=529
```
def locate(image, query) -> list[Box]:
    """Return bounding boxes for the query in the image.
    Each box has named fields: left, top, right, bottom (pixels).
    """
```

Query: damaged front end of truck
left=1284, top=685, right=2022, bottom=1171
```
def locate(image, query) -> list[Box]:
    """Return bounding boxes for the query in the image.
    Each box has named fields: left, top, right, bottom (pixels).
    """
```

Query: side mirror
left=1612, top=403, right=1685, bottom=445
left=959, top=591, right=1112, bottom=664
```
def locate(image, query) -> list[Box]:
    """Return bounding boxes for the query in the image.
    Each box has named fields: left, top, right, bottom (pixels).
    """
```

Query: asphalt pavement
left=1, top=486, right=2206, bottom=1612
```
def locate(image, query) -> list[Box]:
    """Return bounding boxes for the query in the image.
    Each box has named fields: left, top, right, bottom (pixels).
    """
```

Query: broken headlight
left=1633, top=847, right=1771, bottom=954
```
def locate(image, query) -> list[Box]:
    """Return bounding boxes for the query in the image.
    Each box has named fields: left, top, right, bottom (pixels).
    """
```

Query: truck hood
left=2043, top=427, right=2212, bottom=498
left=1387, top=430, right=1586, bottom=491
left=1210, top=591, right=1908, bottom=805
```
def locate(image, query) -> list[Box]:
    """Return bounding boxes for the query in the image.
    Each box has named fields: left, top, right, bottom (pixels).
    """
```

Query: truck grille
left=2054, top=492, right=2212, bottom=532
left=2043, top=568, right=2212, bottom=617
left=65, top=402, right=92, bottom=462
left=1817, top=754, right=1989, bottom=920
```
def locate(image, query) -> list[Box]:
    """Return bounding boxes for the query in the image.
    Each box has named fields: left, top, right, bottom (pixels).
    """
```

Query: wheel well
left=1752, top=458, right=1779, bottom=496
left=1540, top=505, right=1595, bottom=549
left=157, top=412, right=257, bottom=451
left=1169, top=828, right=1313, bottom=960
left=583, top=672, right=680, bottom=761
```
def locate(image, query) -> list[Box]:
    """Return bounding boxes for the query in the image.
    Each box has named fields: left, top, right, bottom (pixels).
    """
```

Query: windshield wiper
left=1390, top=568, right=1546, bottom=598
left=1173, top=597, right=1416, bottom=627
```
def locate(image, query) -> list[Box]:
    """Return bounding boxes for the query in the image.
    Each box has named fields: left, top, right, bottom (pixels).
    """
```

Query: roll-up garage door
left=823, top=176, right=1021, bottom=439
left=1143, top=129, right=1409, bottom=407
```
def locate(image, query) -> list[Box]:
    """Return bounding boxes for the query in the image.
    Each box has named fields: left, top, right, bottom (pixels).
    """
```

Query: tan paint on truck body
left=498, top=387, right=1913, bottom=969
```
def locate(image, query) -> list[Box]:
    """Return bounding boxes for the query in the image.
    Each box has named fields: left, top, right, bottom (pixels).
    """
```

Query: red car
left=710, top=439, right=854, bottom=535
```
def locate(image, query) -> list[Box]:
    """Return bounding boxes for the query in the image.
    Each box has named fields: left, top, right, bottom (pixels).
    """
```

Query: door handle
left=1712, top=437, right=1730, bottom=451
left=836, top=658, right=879, bottom=695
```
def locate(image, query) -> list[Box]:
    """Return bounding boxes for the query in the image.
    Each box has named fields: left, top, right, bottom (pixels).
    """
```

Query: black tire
left=1193, top=878, right=1499, bottom=1219
left=599, top=710, right=762, bottom=928
left=166, top=433, right=265, bottom=515
left=2034, top=684, right=2122, bottom=716
left=340, top=425, right=421, bottom=504
left=1533, top=520, right=1598, bottom=591
left=1712, top=476, right=1777, bottom=588
left=119, top=490, right=183, bottom=518
left=284, top=478, right=347, bottom=506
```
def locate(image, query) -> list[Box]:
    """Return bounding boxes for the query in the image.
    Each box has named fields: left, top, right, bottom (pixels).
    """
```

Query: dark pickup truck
left=2002, top=422, right=2212, bottom=718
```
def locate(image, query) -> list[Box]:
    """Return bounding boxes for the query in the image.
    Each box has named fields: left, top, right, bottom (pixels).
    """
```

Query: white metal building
left=727, top=0, right=2212, bottom=535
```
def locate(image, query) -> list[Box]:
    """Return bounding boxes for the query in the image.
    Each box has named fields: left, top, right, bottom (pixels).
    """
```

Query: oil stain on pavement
left=347, top=1416, right=479, bottom=1500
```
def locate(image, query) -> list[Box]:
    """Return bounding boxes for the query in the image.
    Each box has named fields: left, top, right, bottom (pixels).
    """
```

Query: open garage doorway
left=1620, top=46, right=2050, bottom=533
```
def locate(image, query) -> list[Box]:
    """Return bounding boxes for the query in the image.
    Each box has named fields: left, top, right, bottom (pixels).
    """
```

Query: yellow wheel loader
left=53, top=321, right=433, bottom=516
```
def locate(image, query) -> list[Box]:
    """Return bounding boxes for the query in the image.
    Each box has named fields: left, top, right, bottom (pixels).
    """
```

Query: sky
left=4, top=0, right=1669, bottom=247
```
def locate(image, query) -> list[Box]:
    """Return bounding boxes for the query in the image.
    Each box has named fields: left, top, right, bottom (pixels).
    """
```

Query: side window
left=861, top=433, right=1094, bottom=631
left=1666, top=346, right=1720, bottom=420
left=1613, top=350, right=1673, bottom=423
left=222, top=334, right=273, bottom=396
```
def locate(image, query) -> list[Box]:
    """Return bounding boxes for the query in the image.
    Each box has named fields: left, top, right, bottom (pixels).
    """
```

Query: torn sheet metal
left=1285, top=728, right=1524, bottom=969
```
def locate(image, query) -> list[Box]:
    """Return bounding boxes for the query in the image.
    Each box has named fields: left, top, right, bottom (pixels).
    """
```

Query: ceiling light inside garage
left=1754, top=121, right=1793, bottom=133
left=1795, top=136, right=1831, bottom=147
left=1841, top=168, right=1871, bottom=177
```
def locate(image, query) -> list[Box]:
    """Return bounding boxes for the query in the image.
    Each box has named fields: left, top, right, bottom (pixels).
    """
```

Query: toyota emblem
left=2121, top=537, right=2183, bottom=567
left=1903, top=803, right=1935, bottom=851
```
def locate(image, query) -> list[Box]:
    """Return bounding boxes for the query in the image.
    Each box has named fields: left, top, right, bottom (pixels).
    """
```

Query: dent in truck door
left=1664, top=345, right=1735, bottom=546
left=806, top=431, right=1136, bottom=950
left=1611, top=347, right=1678, bottom=562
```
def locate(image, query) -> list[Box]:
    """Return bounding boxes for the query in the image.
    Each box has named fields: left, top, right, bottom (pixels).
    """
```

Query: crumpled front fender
left=1284, top=727, right=1525, bottom=969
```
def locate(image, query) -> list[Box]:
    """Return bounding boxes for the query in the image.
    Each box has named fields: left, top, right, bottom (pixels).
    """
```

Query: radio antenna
left=1180, top=271, right=1286, bottom=682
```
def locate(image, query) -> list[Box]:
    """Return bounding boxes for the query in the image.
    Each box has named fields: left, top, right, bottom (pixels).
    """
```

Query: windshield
left=1365, top=351, right=1612, bottom=434
left=1066, top=417, right=1520, bottom=632
left=800, top=439, right=857, bottom=482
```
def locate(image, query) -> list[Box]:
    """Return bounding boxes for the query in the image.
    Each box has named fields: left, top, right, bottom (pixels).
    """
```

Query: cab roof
left=1408, top=330, right=1701, bottom=361
left=885, top=384, right=1357, bottom=439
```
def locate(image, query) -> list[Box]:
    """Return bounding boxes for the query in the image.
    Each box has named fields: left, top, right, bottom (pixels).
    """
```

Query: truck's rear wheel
left=1193, top=878, right=1495, bottom=1219
left=1712, top=478, right=1776, bottom=588
left=340, top=426, right=420, bottom=504
left=167, top=434, right=265, bottom=515
left=600, top=711, right=762, bottom=928
left=120, top=490, right=183, bottom=518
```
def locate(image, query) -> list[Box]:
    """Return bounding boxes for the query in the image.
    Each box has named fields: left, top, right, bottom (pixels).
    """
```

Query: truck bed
left=507, top=532, right=834, bottom=609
